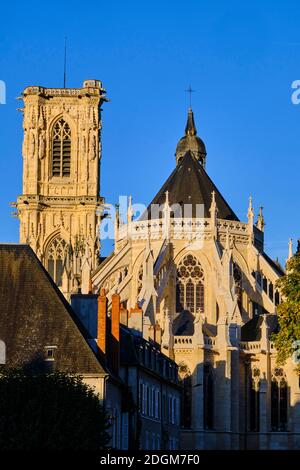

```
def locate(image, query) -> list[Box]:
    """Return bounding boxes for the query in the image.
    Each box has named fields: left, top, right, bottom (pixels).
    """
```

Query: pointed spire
left=209, top=191, right=218, bottom=240
left=163, top=191, right=171, bottom=240
left=127, top=195, right=133, bottom=224
left=114, top=203, right=120, bottom=249
left=247, top=196, right=254, bottom=244
left=288, top=238, right=293, bottom=259
left=165, top=190, right=169, bottom=207
left=145, top=231, right=152, bottom=257
left=175, top=108, right=206, bottom=166
left=256, top=206, right=265, bottom=232
left=247, top=196, right=254, bottom=220
left=127, top=195, right=133, bottom=239
left=185, top=108, right=197, bottom=136
left=209, top=190, right=217, bottom=214
left=211, top=190, right=216, bottom=206
left=260, top=314, right=270, bottom=352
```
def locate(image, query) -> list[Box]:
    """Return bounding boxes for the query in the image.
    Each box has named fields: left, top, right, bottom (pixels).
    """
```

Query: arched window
left=271, top=368, right=288, bottom=431
left=233, top=262, right=243, bottom=311
left=46, top=236, right=67, bottom=286
left=203, top=364, right=214, bottom=430
left=178, top=363, right=192, bottom=429
left=176, top=254, right=204, bottom=314
left=263, top=276, right=268, bottom=293
left=269, top=282, right=274, bottom=301
left=137, top=264, right=143, bottom=296
left=52, top=118, right=71, bottom=177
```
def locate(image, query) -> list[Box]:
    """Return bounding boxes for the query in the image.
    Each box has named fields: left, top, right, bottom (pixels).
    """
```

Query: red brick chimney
left=111, top=293, right=120, bottom=375
left=97, top=288, right=107, bottom=357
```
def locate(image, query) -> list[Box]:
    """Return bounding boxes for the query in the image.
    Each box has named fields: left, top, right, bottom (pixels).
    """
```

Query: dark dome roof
left=140, top=109, right=238, bottom=222
left=176, top=134, right=206, bottom=163
left=175, top=108, right=206, bottom=165
left=140, top=151, right=239, bottom=221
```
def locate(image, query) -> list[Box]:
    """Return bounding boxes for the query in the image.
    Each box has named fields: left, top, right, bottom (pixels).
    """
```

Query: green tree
left=272, top=248, right=300, bottom=370
left=0, top=368, right=110, bottom=450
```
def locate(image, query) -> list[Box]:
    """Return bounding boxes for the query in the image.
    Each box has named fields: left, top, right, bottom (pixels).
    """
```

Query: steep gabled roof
left=0, top=244, right=106, bottom=375
left=141, top=151, right=238, bottom=221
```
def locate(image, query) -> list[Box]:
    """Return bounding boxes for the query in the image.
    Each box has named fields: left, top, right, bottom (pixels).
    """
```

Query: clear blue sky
left=0, top=0, right=299, bottom=262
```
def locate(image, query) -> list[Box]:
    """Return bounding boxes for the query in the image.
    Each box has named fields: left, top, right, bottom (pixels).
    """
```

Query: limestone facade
left=91, top=109, right=300, bottom=449
left=15, top=80, right=106, bottom=298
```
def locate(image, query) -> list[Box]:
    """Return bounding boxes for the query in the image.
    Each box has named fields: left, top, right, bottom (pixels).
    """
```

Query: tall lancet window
left=52, top=118, right=71, bottom=177
left=176, top=254, right=204, bottom=314
left=46, top=236, right=67, bottom=286
left=203, top=364, right=214, bottom=429
left=249, top=368, right=260, bottom=432
left=178, top=363, right=192, bottom=429
left=271, top=368, right=288, bottom=431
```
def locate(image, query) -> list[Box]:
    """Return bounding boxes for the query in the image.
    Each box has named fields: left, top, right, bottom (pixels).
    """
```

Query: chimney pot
left=111, top=293, right=121, bottom=375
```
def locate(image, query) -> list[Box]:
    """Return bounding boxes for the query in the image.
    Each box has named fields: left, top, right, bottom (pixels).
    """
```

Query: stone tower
left=15, top=80, right=107, bottom=298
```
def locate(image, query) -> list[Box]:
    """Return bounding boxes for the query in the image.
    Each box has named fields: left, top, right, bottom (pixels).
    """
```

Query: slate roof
left=120, top=326, right=179, bottom=387
left=241, top=314, right=279, bottom=342
left=172, top=310, right=195, bottom=336
left=262, top=251, right=285, bottom=276
left=0, top=244, right=107, bottom=374
left=140, top=151, right=239, bottom=221
left=120, top=327, right=140, bottom=365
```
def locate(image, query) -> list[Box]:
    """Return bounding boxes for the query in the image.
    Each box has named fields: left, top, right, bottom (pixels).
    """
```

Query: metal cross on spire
left=185, top=85, right=195, bottom=108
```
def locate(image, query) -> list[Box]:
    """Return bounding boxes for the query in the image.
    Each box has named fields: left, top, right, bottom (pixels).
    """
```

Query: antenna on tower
left=63, top=37, right=67, bottom=88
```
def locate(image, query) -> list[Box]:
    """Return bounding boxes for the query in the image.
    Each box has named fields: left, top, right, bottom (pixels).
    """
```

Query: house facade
left=120, top=324, right=181, bottom=450
left=0, top=244, right=125, bottom=449
left=71, top=290, right=182, bottom=450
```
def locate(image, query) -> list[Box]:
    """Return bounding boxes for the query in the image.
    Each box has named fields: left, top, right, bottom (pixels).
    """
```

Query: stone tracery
left=176, top=254, right=204, bottom=314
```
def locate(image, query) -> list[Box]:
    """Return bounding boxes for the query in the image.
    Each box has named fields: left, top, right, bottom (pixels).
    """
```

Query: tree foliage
left=272, top=250, right=300, bottom=370
left=0, top=368, right=110, bottom=450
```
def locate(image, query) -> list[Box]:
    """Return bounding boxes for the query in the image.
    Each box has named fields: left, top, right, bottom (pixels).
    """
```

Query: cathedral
left=15, top=79, right=300, bottom=450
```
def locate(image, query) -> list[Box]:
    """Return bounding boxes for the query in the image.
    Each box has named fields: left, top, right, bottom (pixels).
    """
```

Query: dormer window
left=44, top=345, right=57, bottom=361
left=52, top=118, right=71, bottom=177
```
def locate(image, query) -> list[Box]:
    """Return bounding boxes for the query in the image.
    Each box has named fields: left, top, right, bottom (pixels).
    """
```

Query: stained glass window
left=176, top=254, right=204, bottom=314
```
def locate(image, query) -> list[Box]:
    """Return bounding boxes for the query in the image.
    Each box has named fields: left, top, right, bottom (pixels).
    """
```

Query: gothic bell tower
left=15, top=80, right=107, bottom=298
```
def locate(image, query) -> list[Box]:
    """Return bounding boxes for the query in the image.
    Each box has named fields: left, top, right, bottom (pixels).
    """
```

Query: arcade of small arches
left=102, top=266, right=129, bottom=293
left=177, top=361, right=289, bottom=432
left=252, top=269, right=281, bottom=306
